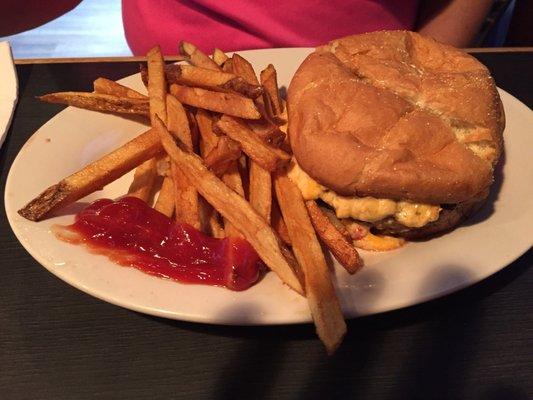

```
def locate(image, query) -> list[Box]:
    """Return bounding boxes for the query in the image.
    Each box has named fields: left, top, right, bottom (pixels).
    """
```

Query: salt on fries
left=19, top=43, right=410, bottom=353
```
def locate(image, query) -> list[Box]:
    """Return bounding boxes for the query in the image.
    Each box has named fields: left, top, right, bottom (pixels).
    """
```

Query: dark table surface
left=1, top=51, right=532, bottom=400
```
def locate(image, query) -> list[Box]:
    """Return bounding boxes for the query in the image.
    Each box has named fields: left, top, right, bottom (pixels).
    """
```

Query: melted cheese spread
left=288, top=161, right=441, bottom=228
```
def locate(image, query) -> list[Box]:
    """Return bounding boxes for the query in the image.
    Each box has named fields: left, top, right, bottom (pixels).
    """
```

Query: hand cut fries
left=128, top=45, right=166, bottom=201
left=127, top=158, right=158, bottom=202
left=93, top=77, right=147, bottom=99
left=212, top=48, right=229, bottom=66
left=274, top=173, right=346, bottom=354
left=38, top=92, right=149, bottom=116
left=260, top=64, right=284, bottom=117
left=170, top=84, right=261, bottom=119
left=165, top=64, right=263, bottom=99
left=166, top=94, right=200, bottom=229
left=306, top=200, right=363, bottom=274
left=18, top=128, right=163, bottom=221
left=249, top=161, right=272, bottom=223
left=146, top=45, right=167, bottom=124
left=25, top=43, right=416, bottom=354
left=179, top=41, right=220, bottom=71
left=195, top=109, right=243, bottom=236
left=155, top=115, right=303, bottom=294
left=232, top=54, right=259, bottom=85
left=271, top=197, right=291, bottom=245
left=215, top=115, right=290, bottom=171
left=154, top=176, right=175, bottom=218
left=204, top=136, right=242, bottom=176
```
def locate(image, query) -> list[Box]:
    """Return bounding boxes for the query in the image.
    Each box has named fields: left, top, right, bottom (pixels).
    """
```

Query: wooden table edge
left=13, top=47, right=533, bottom=64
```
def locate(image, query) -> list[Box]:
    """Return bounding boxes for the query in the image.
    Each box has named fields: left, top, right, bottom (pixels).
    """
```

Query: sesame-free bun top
left=288, top=31, right=504, bottom=205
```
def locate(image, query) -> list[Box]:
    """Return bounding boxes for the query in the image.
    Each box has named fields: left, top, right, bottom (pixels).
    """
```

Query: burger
left=287, top=31, right=504, bottom=239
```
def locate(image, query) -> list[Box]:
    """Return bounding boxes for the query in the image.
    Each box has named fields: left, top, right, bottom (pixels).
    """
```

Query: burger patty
left=371, top=202, right=480, bottom=239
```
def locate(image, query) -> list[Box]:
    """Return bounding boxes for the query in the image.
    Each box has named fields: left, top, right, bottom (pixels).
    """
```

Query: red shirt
left=122, top=0, right=420, bottom=55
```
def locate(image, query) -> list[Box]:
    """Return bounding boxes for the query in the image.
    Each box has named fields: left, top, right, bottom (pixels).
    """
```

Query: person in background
left=122, top=0, right=494, bottom=55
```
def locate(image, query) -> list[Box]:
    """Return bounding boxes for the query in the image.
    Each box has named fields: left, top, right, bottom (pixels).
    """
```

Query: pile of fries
left=18, top=42, right=396, bottom=353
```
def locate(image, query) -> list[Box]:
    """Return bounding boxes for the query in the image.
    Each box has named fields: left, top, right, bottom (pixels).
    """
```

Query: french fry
left=170, top=84, right=261, bottom=119
left=249, top=161, right=272, bottom=223
left=155, top=116, right=303, bottom=294
left=164, top=65, right=262, bottom=98
left=271, top=196, right=291, bottom=245
left=128, top=45, right=167, bottom=201
left=93, top=77, right=147, bottom=99
left=229, top=54, right=284, bottom=132
left=204, top=135, right=242, bottom=176
left=215, top=115, right=290, bottom=171
left=260, top=64, right=284, bottom=117
left=224, top=57, right=273, bottom=222
left=222, top=58, right=234, bottom=73
left=154, top=176, right=175, bottom=218
left=274, top=173, right=346, bottom=354
left=179, top=41, right=220, bottom=71
left=166, top=94, right=200, bottom=229
left=247, top=118, right=285, bottom=146
left=221, top=162, right=246, bottom=238
left=38, top=92, right=149, bottom=116
left=127, top=158, right=158, bottom=201
left=196, top=110, right=241, bottom=236
left=232, top=54, right=259, bottom=85
left=305, top=201, right=363, bottom=274
left=354, top=232, right=405, bottom=251
left=146, top=45, right=167, bottom=124
left=18, top=128, right=163, bottom=221
left=196, top=109, right=219, bottom=153
left=212, top=48, right=229, bottom=66
left=198, top=197, right=225, bottom=238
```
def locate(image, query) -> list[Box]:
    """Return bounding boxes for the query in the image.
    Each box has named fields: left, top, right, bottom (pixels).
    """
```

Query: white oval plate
left=5, top=48, right=533, bottom=325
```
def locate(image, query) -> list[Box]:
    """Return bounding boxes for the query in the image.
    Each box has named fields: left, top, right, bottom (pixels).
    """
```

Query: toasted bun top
left=288, top=31, right=504, bottom=204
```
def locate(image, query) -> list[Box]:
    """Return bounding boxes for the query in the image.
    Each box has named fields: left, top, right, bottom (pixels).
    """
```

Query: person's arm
left=416, top=0, right=494, bottom=47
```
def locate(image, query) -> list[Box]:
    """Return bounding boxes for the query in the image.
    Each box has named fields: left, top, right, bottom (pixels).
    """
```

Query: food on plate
left=18, top=33, right=503, bottom=352
left=128, top=46, right=167, bottom=201
left=203, top=135, right=242, bottom=176
left=153, top=176, right=175, bottom=218
left=215, top=115, right=290, bottom=171
left=54, top=197, right=263, bottom=291
left=274, top=173, right=346, bottom=354
left=287, top=31, right=504, bottom=240
left=163, top=64, right=263, bottom=99
left=93, top=77, right=147, bottom=99
left=260, top=64, right=283, bottom=118
left=18, top=127, right=162, bottom=221
left=179, top=41, right=220, bottom=71
left=170, top=84, right=261, bottom=119
left=305, top=200, right=363, bottom=274
left=166, top=94, right=201, bottom=229
left=154, top=115, right=304, bottom=295
left=38, top=92, right=149, bottom=116
left=212, top=48, right=229, bottom=66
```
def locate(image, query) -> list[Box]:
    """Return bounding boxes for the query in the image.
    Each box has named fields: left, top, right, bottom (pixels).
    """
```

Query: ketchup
left=54, top=197, right=263, bottom=291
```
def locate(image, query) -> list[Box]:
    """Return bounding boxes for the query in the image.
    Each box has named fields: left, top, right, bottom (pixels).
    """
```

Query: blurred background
left=0, top=0, right=530, bottom=59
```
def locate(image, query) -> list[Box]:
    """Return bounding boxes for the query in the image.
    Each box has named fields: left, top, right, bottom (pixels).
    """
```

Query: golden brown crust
left=288, top=31, right=504, bottom=205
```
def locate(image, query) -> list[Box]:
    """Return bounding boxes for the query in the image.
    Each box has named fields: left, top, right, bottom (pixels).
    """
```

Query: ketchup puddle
left=53, top=197, right=263, bottom=291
